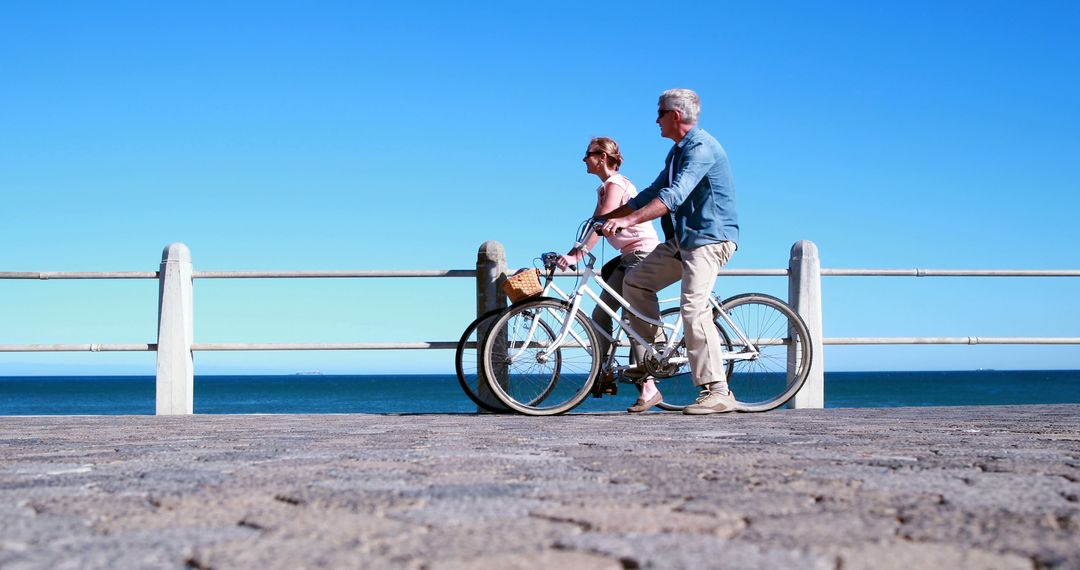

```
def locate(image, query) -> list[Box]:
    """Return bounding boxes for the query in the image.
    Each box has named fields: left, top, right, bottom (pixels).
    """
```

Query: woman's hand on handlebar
left=556, top=251, right=582, bottom=270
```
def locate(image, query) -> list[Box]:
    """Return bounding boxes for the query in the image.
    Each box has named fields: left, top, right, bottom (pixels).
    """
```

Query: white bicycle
left=470, top=221, right=814, bottom=416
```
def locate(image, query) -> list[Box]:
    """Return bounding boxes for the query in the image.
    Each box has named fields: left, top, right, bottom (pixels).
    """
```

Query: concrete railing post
left=476, top=241, right=509, bottom=411
left=476, top=240, right=508, bottom=317
left=156, top=243, right=194, bottom=415
left=788, top=240, right=825, bottom=408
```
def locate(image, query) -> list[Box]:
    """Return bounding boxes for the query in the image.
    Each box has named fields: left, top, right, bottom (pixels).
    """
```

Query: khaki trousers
left=593, top=250, right=650, bottom=360
left=623, top=239, right=737, bottom=387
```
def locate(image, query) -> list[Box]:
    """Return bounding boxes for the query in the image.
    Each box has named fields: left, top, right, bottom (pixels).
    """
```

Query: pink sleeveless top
left=601, top=174, right=660, bottom=254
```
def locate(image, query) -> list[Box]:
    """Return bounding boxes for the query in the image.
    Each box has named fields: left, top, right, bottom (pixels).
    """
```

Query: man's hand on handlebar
left=600, top=218, right=626, bottom=237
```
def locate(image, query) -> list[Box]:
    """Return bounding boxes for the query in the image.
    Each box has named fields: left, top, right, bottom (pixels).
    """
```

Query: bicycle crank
left=644, top=344, right=682, bottom=378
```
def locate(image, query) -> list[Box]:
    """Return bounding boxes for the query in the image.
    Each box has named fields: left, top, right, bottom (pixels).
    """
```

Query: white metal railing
left=826, top=337, right=1080, bottom=345
left=2, top=240, right=1078, bottom=414
left=822, top=269, right=1080, bottom=277
left=816, top=268, right=1080, bottom=346
left=0, top=344, right=156, bottom=352
left=2, top=272, right=158, bottom=279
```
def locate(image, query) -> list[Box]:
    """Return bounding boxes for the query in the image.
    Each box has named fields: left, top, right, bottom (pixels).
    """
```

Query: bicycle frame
left=523, top=250, right=761, bottom=370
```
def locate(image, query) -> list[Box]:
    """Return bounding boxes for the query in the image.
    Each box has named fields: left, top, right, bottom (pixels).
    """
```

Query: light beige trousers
left=623, top=239, right=737, bottom=387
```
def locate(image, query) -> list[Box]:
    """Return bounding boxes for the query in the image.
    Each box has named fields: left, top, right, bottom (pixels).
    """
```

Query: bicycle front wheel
left=718, top=293, right=813, bottom=412
left=481, top=298, right=601, bottom=415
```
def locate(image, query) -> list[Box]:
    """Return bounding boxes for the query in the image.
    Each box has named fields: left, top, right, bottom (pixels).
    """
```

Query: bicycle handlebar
left=544, top=217, right=623, bottom=275
left=591, top=219, right=622, bottom=236
left=541, top=252, right=561, bottom=271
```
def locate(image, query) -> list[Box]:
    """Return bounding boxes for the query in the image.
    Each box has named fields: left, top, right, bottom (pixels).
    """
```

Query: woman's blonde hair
left=590, top=137, right=623, bottom=170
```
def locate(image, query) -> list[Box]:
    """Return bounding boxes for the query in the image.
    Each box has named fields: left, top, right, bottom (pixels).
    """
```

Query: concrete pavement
left=1, top=405, right=1078, bottom=569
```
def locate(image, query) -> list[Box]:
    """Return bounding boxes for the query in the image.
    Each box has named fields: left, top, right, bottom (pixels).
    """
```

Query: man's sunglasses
left=658, top=109, right=675, bottom=119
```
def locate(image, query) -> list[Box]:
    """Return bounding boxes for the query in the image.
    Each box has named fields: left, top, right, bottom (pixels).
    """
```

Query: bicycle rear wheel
left=655, top=307, right=734, bottom=412
left=455, top=309, right=513, bottom=413
left=481, top=298, right=601, bottom=416
left=718, top=293, right=813, bottom=412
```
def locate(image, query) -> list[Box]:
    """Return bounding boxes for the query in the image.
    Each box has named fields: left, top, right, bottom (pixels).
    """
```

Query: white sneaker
left=683, top=389, right=737, bottom=415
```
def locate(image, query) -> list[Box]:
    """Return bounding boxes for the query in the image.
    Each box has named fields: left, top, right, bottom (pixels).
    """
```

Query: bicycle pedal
left=591, top=371, right=619, bottom=398
left=591, top=384, right=618, bottom=397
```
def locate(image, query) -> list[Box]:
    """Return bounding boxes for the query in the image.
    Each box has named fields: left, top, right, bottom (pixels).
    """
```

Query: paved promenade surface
left=1, top=405, right=1079, bottom=570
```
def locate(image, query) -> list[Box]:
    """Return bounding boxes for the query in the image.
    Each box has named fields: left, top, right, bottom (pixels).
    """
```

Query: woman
left=556, top=137, right=664, bottom=413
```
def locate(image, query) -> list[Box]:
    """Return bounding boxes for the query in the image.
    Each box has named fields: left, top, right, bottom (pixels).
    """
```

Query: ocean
left=1, top=370, right=1079, bottom=416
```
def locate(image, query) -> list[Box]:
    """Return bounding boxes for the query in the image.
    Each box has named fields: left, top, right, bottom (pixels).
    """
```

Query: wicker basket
left=502, top=268, right=543, bottom=302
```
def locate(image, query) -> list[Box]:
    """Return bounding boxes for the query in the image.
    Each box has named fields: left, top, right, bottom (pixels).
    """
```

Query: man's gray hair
left=658, top=88, right=700, bottom=125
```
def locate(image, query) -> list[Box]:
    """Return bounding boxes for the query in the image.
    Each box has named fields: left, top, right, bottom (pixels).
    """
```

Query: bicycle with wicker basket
left=456, top=220, right=814, bottom=416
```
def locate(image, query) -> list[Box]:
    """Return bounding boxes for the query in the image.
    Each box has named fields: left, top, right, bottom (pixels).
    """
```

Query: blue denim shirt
left=627, top=127, right=739, bottom=250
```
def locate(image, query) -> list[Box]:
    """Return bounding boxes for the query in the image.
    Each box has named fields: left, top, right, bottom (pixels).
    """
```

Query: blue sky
left=2, top=1, right=1078, bottom=375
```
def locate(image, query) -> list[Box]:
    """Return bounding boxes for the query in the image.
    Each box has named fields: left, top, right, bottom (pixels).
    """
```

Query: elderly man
left=601, top=88, right=739, bottom=415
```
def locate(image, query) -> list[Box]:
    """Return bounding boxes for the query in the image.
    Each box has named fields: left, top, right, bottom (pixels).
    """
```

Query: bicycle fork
left=538, top=294, right=591, bottom=360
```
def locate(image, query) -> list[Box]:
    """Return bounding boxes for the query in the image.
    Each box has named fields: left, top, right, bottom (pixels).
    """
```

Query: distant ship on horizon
left=294, top=370, right=324, bottom=376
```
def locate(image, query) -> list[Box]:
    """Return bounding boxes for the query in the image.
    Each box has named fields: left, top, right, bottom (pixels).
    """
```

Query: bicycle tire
left=481, top=297, right=601, bottom=416
left=454, top=309, right=514, bottom=413
left=718, top=293, right=813, bottom=412
left=654, top=307, right=735, bottom=412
